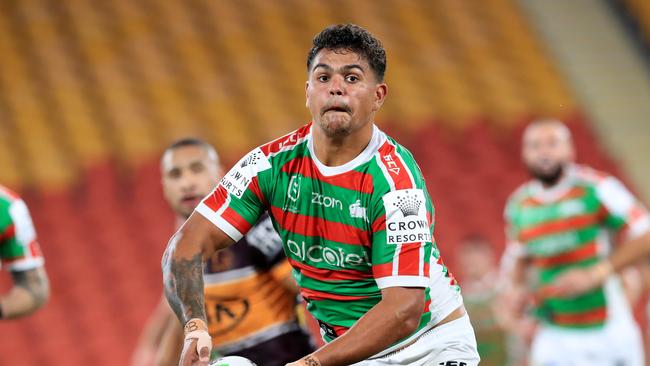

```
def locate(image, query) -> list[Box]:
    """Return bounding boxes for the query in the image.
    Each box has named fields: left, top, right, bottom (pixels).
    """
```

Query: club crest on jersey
left=284, top=175, right=302, bottom=213
left=383, top=189, right=431, bottom=244
left=349, top=199, right=368, bottom=222
left=220, top=148, right=271, bottom=198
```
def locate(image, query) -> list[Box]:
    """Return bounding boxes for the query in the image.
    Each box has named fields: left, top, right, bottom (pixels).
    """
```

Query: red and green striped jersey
left=505, top=164, right=650, bottom=328
left=196, top=123, right=462, bottom=355
left=0, top=185, right=43, bottom=271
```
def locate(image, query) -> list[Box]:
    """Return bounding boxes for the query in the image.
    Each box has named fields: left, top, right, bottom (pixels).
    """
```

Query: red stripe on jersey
left=270, top=206, right=371, bottom=246
left=377, top=141, right=414, bottom=190
left=372, top=263, right=393, bottom=279
left=300, top=287, right=368, bottom=301
left=552, top=307, right=607, bottom=325
left=29, top=241, right=42, bottom=258
left=533, top=242, right=598, bottom=268
left=423, top=299, right=432, bottom=312
left=288, top=258, right=373, bottom=281
left=281, top=157, right=374, bottom=194
left=371, top=216, right=385, bottom=232
left=397, top=243, right=422, bottom=276
left=203, top=186, right=228, bottom=212
left=221, top=207, right=252, bottom=234
left=260, top=123, right=312, bottom=155
left=332, top=324, right=349, bottom=337
left=519, top=211, right=603, bottom=242
left=0, top=224, right=15, bottom=243
left=247, top=177, right=267, bottom=206
left=522, top=187, right=587, bottom=208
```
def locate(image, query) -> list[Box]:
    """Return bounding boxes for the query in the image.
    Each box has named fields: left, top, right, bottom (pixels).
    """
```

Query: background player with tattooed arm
left=500, top=119, right=650, bottom=365
left=133, top=139, right=312, bottom=366
left=163, top=24, right=479, bottom=366
left=0, top=185, right=49, bottom=320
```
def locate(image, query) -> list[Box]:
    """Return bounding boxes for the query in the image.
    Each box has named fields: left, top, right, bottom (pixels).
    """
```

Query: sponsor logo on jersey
left=349, top=199, right=368, bottom=222
left=311, top=192, right=343, bottom=210
left=382, top=154, right=401, bottom=175
left=287, top=240, right=371, bottom=268
left=383, top=189, right=431, bottom=244
left=438, top=362, right=467, bottom=366
left=220, top=148, right=271, bottom=198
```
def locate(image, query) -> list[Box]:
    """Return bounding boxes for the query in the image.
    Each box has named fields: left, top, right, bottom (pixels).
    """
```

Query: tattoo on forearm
left=303, top=356, right=320, bottom=366
left=162, top=243, right=206, bottom=325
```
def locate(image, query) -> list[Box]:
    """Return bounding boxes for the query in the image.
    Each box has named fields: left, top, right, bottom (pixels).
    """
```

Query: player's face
left=522, top=124, right=574, bottom=185
left=161, top=146, right=222, bottom=219
left=306, top=49, right=387, bottom=137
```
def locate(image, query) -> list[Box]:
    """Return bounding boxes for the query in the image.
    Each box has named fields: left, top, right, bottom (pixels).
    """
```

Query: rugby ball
left=210, top=356, right=257, bottom=366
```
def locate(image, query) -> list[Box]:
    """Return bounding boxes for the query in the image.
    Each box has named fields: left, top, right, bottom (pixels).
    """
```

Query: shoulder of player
left=505, top=181, right=535, bottom=208
left=259, top=122, right=311, bottom=158
left=0, top=185, right=20, bottom=203
left=572, top=164, right=613, bottom=187
left=372, top=134, right=424, bottom=192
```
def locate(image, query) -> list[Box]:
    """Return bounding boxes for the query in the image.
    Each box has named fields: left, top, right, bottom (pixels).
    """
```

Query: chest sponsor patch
left=383, top=189, right=432, bottom=244
left=219, top=148, right=272, bottom=198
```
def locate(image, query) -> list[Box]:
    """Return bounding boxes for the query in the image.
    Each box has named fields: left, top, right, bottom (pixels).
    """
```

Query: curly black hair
left=307, top=24, right=386, bottom=82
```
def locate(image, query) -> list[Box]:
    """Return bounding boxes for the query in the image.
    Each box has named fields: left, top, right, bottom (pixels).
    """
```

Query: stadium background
left=0, top=0, right=649, bottom=364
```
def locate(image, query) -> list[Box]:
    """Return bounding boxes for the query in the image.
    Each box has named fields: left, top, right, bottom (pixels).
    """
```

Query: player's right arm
left=162, top=148, right=270, bottom=365
left=162, top=213, right=234, bottom=364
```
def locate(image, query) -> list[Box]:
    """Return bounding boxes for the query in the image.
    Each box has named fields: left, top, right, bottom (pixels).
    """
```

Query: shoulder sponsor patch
left=383, top=189, right=431, bottom=244
left=219, top=148, right=272, bottom=198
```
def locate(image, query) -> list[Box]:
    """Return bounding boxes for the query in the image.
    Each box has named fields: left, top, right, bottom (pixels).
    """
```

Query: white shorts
left=531, top=318, right=644, bottom=366
left=351, top=314, right=480, bottom=366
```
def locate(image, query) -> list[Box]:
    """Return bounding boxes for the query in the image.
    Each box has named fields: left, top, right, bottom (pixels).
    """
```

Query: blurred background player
left=457, top=234, right=521, bottom=366
left=132, top=139, right=312, bottom=366
left=0, top=184, right=49, bottom=319
left=500, top=119, right=650, bottom=365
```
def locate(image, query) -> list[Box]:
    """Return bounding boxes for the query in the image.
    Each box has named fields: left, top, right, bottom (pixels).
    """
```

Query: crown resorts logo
left=384, top=189, right=431, bottom=244
left=394, top=191, right=421, bottom=217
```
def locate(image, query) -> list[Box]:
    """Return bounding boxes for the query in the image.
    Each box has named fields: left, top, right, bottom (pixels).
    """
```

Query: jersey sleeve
left=195, top=147, right=272, bottom=241
left=370, top=188, right=432, bottom=289
left=245, top=213, right=286, bottom=270
left=0, top=199, right=44, bottom=271
left=595, top=176, right=650, bottom=240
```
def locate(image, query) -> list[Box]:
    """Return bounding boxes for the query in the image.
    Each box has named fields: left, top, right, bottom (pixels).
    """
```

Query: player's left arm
left=288, top=286, right=425, bottom=366
left=555, top=176, right=650, bottom=297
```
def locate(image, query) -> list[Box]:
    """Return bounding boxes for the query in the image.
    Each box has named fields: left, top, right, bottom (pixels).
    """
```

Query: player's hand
left=179, top=319, right=212, bottom=366
left=553, top=261, right=612, bottom=298
left=179, top=338, right=210, bottom=366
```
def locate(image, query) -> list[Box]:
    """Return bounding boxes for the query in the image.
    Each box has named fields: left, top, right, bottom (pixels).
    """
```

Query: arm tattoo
left=11, top=267, right=49, bottom=307
left=162, top=240, right=206, bottom=325
left=302, top=356, right=321, bottom=366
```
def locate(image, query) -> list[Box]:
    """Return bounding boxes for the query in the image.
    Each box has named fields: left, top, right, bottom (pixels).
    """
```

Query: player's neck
left=174, top=215, right=187, bottom=229
left=312, top=122, right=374, bottom=167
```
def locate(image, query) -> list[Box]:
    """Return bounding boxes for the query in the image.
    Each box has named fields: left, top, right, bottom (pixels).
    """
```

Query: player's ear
left=305, top=81, right=310, bottom=108
left=372, top=83, right=387, bottom=112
